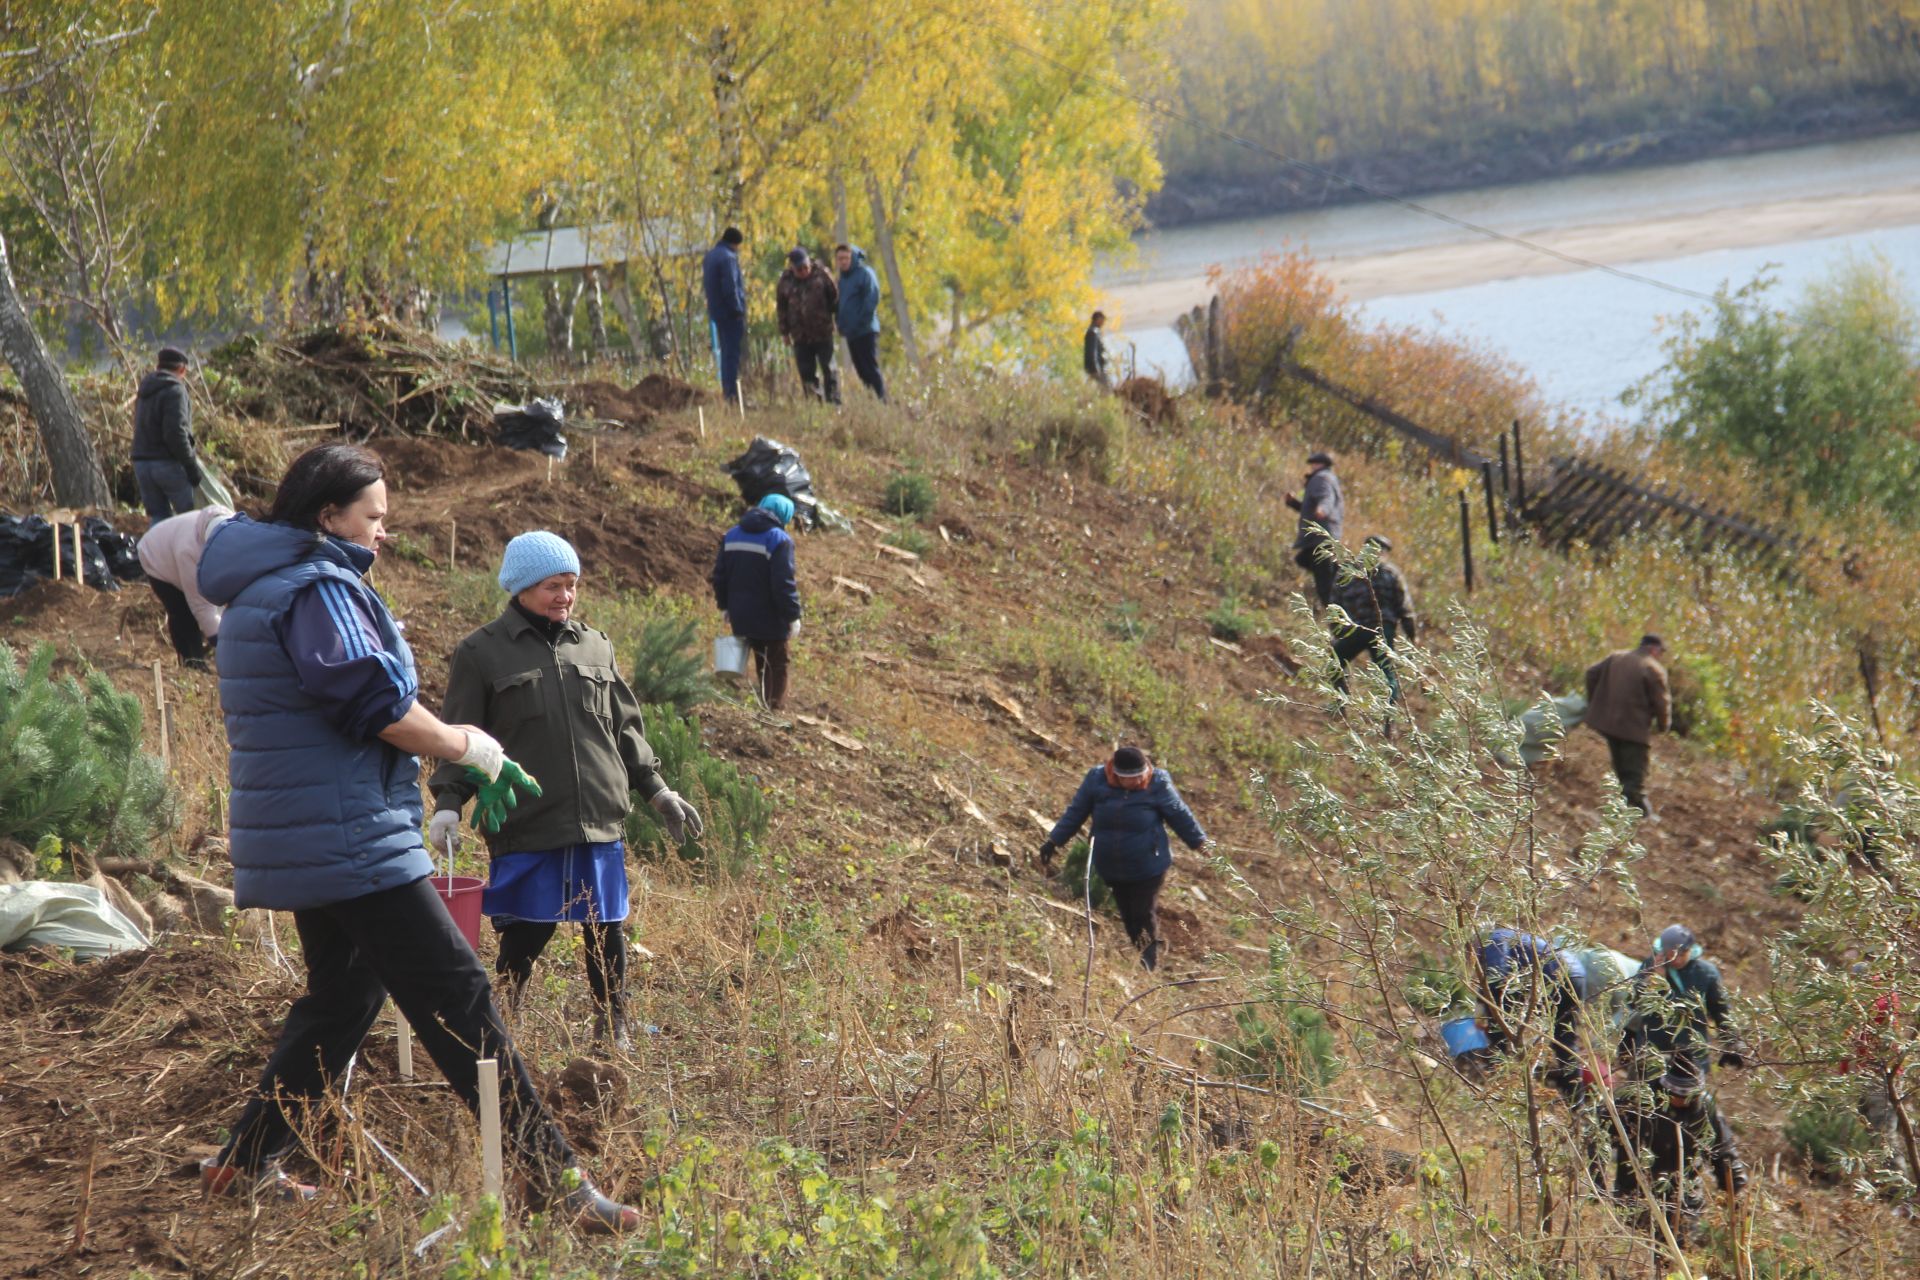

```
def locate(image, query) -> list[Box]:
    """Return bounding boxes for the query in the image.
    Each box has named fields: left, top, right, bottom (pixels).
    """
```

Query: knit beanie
left=498, top=530, right=581, bottom=596
left=1111, top=746, right=1149, bottom=778
left=757, top=493, right=796, bottom=527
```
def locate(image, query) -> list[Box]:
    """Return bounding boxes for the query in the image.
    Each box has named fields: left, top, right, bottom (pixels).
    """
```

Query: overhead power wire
left=955, top=7, right=1770, bottom=310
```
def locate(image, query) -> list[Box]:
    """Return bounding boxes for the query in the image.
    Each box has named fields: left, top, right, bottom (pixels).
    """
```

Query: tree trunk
left=708, top=26, right=745, bottom=224
left=831, top=172, right=850, bottom=249
left=606, top=265, right=648, bottom=362
left=864, top=171, right=920, bottom=366
left=584, top=267, right=608, bottom=355
left=0, top=229, right=110, bottom=508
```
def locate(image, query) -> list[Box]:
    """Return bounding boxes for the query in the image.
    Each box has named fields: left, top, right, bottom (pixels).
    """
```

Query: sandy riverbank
left=1103, top=185, right=1920, bottom=329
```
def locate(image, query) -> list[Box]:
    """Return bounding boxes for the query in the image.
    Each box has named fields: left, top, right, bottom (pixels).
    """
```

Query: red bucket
left=433, top=874, right=486, bottom=949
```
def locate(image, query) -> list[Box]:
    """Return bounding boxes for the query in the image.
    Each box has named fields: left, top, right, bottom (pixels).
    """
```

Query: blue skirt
left=482, top=840, right=630, bottom=924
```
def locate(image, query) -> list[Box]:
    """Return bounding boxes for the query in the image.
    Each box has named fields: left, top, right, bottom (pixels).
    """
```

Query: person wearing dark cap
left=1611, top=1066, right=1748, bottom=1244
left=1624, top=924, right=1751, bottom=1080
left=776, top=246, right=840, bottom=404
left=1037, top=745, right=1210, bottom=972
left=1083, top=310, right=1111, bottom=389
left=1330, top=533, right=1417, bottom=711
left=702, top=226, right=748, bottom=407
left=1284, top=451, right=1345, bottom=607
left=132, top=346, right=204, bottom=519
left=1584, top=634, right=1670, bottom=818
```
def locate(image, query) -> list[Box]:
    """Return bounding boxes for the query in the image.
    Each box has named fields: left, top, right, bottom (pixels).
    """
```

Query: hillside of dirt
left=1, top=360, right=1909, bottom=1276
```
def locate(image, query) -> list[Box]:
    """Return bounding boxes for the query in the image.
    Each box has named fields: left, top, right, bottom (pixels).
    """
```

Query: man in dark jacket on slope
left=1330, top=534, right=1417, bottom=709
left=132, top=346, right=203, bottom=519
left=703, top=227, right=748, bottom=408
left=712, top=493, right=803, bottom=710
left=1083, top=311, right=1111, bottom=389
left=1585, top=634, right=1670, bottom=817
left=776, top=247, right=840, bottom=404
left=1285, top=450, right=1344, bottom=607
left=835, top=243, right=887, bottom=403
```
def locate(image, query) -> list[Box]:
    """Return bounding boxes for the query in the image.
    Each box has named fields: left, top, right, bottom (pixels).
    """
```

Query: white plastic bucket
left=713, top=635, right=750, bottom=681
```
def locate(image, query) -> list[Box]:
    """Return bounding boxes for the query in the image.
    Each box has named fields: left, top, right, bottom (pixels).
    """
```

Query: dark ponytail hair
left=267, top=444, right=385, bottom=531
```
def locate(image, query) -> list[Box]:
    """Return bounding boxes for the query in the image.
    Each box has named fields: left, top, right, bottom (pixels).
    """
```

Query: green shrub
left=884, top=527, right=932, bottom=558
left=1785, top=1100, right=1875, bottom=1178
left=1215, top=1002, right=1343, bottom=1093
left=626, top=617, right=715, bottom=715
left=1055, top=837, right=1115, bottom=913
left=1032, top=413, right=1112, bottom=481
left=1205, top=595, right=1258, bottom=643
left=883, top=470, right=938, bottom=520
left=0, top=643, right=175, bottom=857
left=1103, top=601, right=1148, bottom=643
left=1668, top=654, right=1731, bottom=744
left=1402, top=951, right=1472, bottom=1019
left=626, top=705, right=770, bottom=874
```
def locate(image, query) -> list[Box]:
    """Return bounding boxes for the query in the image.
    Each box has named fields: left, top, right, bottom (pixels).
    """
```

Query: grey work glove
left=650, top=789, right=705, bottom=844
left=428, top=807, right=461, bottom=853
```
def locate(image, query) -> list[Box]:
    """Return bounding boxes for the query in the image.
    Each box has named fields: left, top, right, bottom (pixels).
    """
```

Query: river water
left=1103, top=133, right=1920, bottom=423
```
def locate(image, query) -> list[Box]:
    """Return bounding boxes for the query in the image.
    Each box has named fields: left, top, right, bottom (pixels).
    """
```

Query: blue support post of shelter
left=502, top=276, right=518, bottom=362
left=486, top=287, right=501, bottom=351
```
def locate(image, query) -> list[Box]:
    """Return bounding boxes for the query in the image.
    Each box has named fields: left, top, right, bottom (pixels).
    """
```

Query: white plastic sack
left=0, top=881, right=150, bottom=958
left=1573, top=945, right=1642, bottom=1028
left=1518, top=693, right=1587, bottom=765
left=192, top=460, right=237, bottom=510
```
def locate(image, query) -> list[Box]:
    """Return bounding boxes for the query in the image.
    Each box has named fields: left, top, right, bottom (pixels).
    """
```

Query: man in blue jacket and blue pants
left=712, top=493, right=803, bottom=709
left=835, top=243, right=887, bottom=402
left=703, top=227, right=748, bottom=407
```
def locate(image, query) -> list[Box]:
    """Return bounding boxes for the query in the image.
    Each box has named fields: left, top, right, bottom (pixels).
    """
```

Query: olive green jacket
left=430, top=607, right=666, bottom=854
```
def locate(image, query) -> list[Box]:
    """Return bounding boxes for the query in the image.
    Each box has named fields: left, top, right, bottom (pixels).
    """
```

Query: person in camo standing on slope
left=776, top=246, right=841, bottom=404
left=195, top=445, right=636, bottom=1229
left=430, top=532, right=704, bottom=1053
left=1038, top=745, right=1210, bottom=972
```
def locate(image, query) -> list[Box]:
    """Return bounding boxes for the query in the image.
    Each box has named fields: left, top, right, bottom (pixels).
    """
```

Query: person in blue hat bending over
left=430, top=531, right=703, bottom=1053
left=712, top=493, right=803, bottom=710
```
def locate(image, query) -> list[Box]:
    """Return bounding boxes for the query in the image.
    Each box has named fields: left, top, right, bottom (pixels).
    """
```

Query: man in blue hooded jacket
left=703, top=227, right=748, bottom=407
left=834, top=243, right=887, bottom=402
left=712, top=493, right=803, bottom=709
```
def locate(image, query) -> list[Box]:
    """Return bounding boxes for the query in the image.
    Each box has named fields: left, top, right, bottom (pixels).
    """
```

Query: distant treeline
left=1158, top=0, right=1920, bottom=219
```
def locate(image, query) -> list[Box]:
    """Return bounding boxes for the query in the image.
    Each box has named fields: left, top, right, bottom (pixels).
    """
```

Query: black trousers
left=845, top=332, right=887, bottom=402
left=1332, top=622, right=1401, bottom=705
left=495, top=918, right=626, bottom=1012
left=713, top=315, right=746, bottom=406
left=792, top=340, right=840, bottom=404
left=149, top=579, right=207, bottom=664
left=1107, top=873, right=1165, bottom=971
left=1605, top=734, right=1652, bottom=814
left=746, top=636, right=791, bottom=709
left=217, top=877, right=575, bottom=1187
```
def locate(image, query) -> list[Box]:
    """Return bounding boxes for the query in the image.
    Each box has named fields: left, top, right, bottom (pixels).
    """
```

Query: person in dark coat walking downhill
left=1584, top=635, right=1670, bottom=817
left=1612, top=1070, right=1749, bottom=1245
left=1284, top=450, right=1345, bottom=607
left=1083, top=310, right=1111, bottom=389
left=429, top=531, right=704, bottom=1052
left=194, top=444, right=636, bottom=1230
left=835, top=243, right=887, bottom=402
left=131, top=346, right=204, bottom=519
left=1330, top=534, right=1417, bottom=709
left=712, top=493, right=803, bottom=709
left=776, top=247, right=840, bottom=404
left=703, top=227, right=748, bottom=408
left=1038, top=746, right=1210, bottom=972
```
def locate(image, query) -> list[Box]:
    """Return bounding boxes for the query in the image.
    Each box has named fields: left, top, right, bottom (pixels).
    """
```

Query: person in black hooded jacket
left=132, top=347, right=203, bottom=518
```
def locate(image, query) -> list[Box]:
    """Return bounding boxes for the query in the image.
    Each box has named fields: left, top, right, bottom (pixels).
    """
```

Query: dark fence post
left=1481, top=460, right=1500, bottom=545
left=1511, top=420, right=1525, bottom=511
left=1498, top=433, right=1511, bottom=501
left=1459, top=490, right=1475, bottom=593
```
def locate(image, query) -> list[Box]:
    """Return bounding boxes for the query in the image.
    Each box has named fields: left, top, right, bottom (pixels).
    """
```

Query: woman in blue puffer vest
left=1038, top=745, right=1210, bottom=971
left=194, top=443, right=636, bottom=1231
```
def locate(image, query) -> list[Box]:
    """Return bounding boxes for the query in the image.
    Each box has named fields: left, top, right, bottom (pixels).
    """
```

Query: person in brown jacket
left=1584, top=634, right=1671, bottom=818
left=775, top=247, right=840, bottom=403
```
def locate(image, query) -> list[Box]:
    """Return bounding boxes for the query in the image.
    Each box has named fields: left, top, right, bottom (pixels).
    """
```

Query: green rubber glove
left=465, top=759, right=542, bottom=833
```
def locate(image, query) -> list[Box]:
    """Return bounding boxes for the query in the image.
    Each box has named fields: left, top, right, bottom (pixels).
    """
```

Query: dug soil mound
left=565, top=380, right=659, bottom=428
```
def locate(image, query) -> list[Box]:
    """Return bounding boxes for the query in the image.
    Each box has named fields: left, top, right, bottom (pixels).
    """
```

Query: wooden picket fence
left=1269, top=353, right=1810, bottom=567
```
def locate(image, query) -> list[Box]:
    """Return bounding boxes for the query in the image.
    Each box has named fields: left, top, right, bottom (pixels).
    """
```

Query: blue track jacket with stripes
left=711, top=507, right=801, bottom=641
left=199, top=516, right=432, bottom=910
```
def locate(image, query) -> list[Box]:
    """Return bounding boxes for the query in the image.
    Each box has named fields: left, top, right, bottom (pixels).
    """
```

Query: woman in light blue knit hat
left=427, top=531, right=704, bottom=1051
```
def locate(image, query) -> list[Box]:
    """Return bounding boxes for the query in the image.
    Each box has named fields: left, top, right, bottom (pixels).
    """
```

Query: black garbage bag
left=493, top=397, right=568, bottom=459
left=0, top=514, right=124, bottom=597
left=723, top=436, right=819, bottom=528
left=87, top=516, right=144, bottom=583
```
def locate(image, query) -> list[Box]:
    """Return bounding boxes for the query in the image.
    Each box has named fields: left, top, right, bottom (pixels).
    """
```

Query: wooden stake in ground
left=477, top=1057, right=504, bottom=1199
left=448, top=519, right=457, bottom=571
left=396, top=1010, right=414, bottom=1081
left=1081, top=838, right=1097, bottom=1018
left=591, top=435, right=598, bottom=470
left=546, top=455, right=554, bottom=485
left=151, top=660, right=169, bottom=767
left=51, top=521, right=61, bottom=581
left=72, top=522, right=83, bottom=583
left=697, top=405, right=706, bottom=439
left=69, top=1134, right=98, bottom=1258
left=952, top=936, right=964, bottom=992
